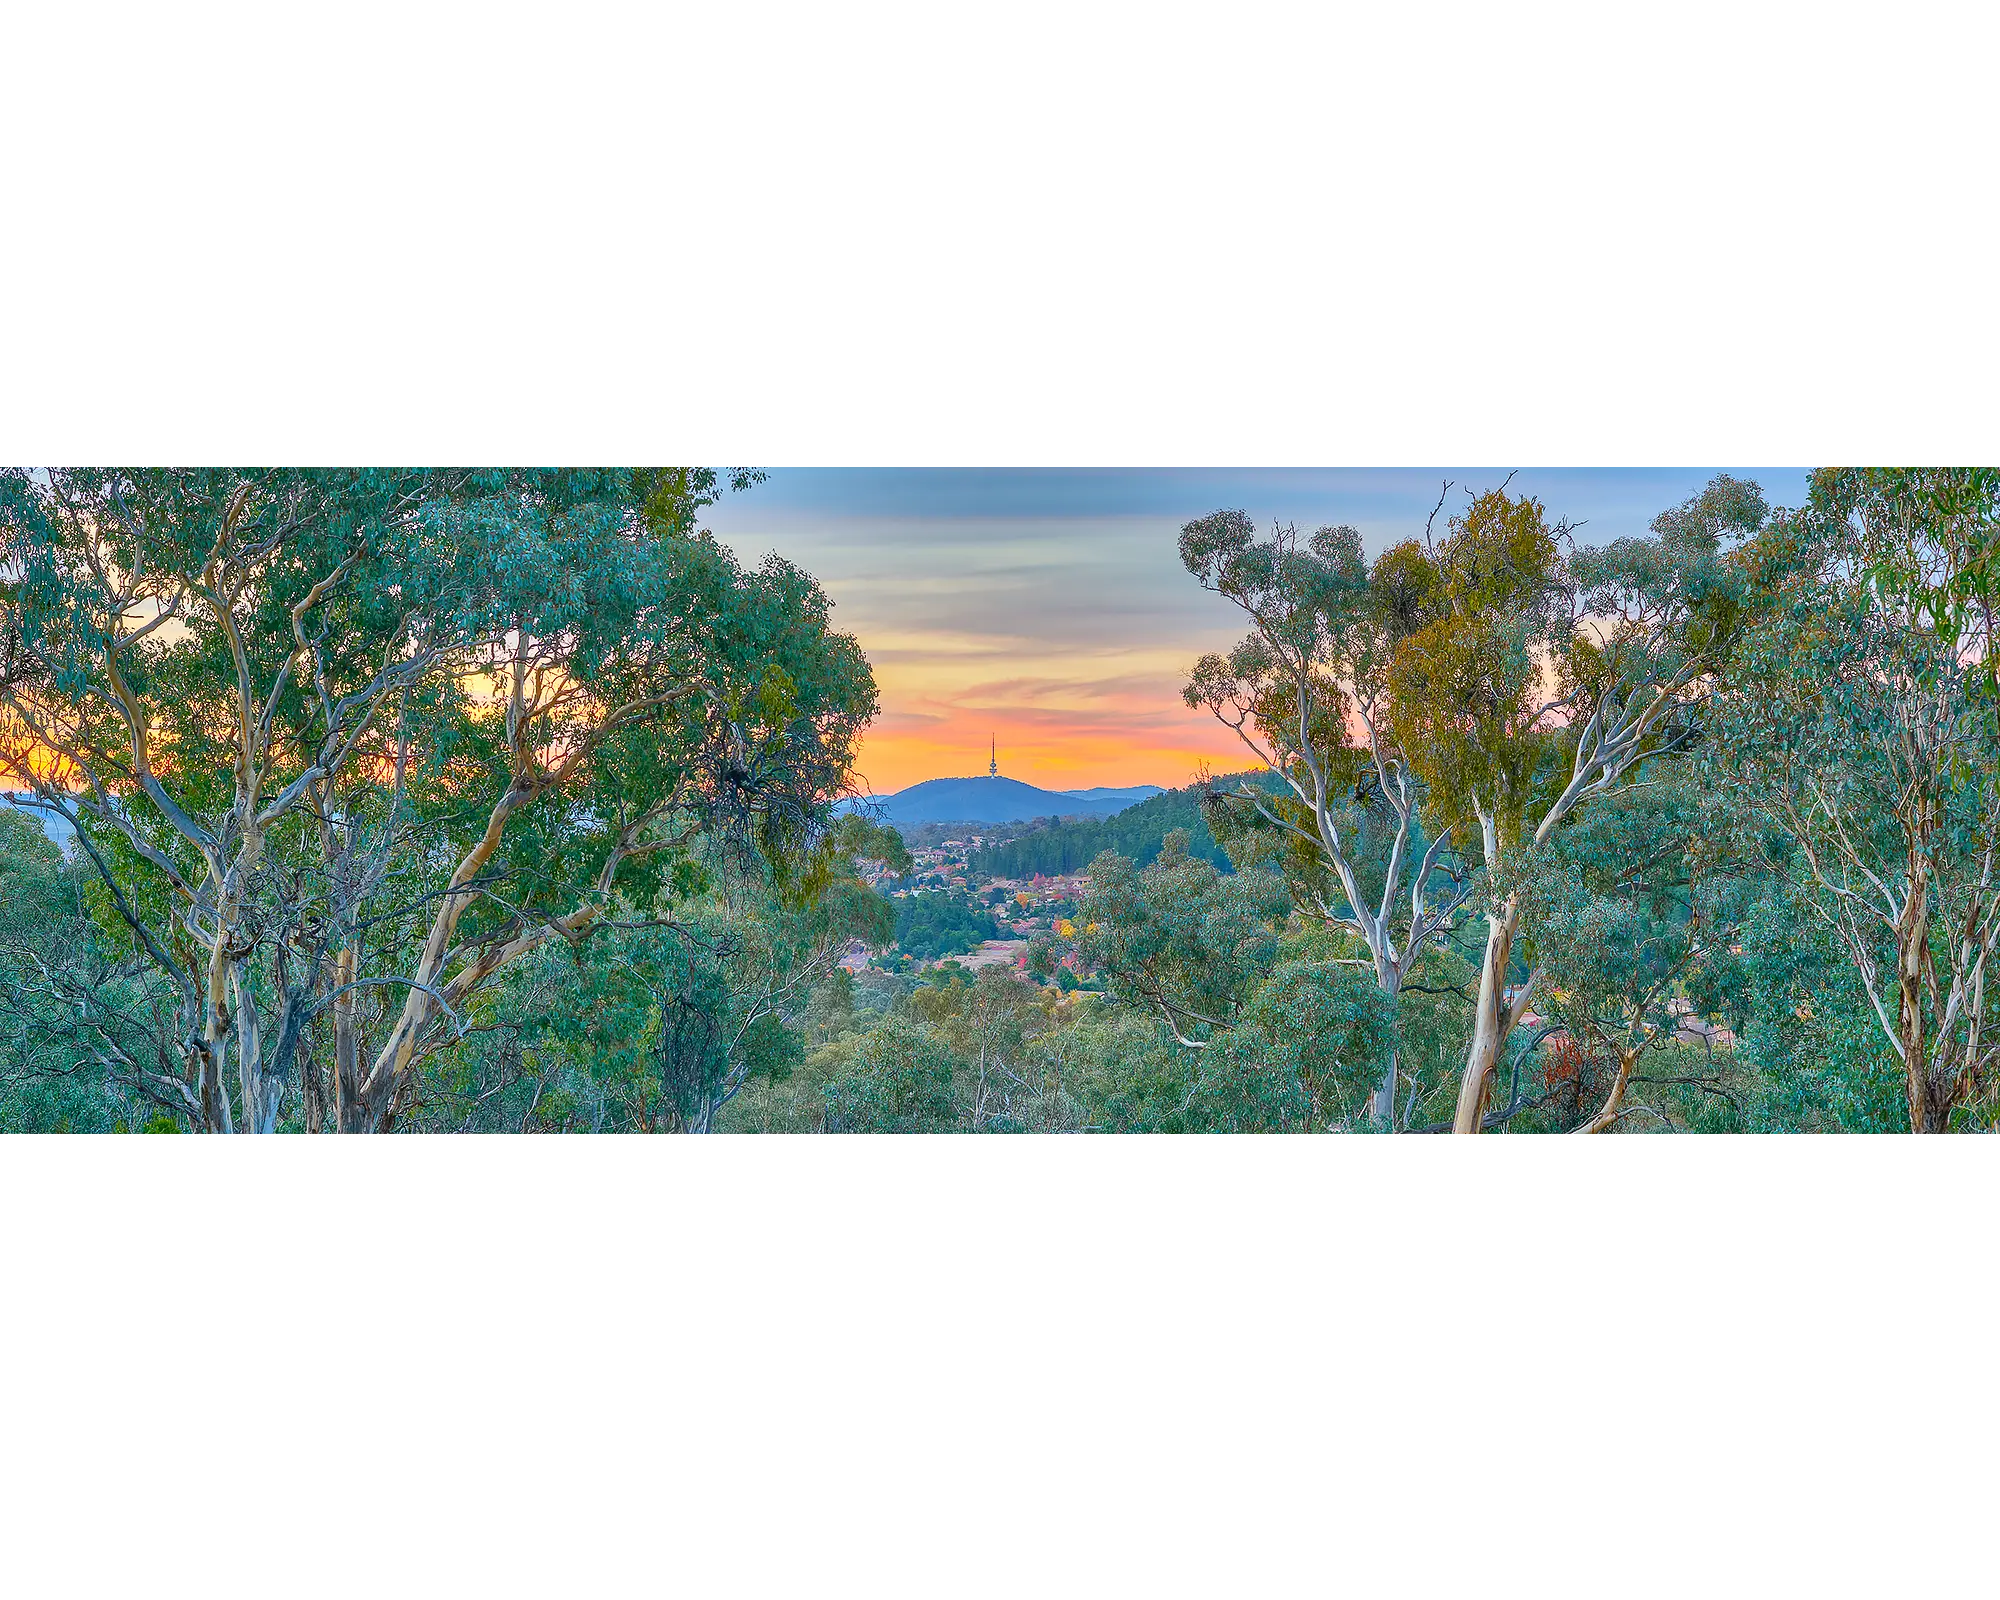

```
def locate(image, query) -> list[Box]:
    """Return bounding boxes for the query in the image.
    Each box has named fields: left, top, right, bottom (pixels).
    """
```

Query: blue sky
left=720, top=468, right=1813, bottom=529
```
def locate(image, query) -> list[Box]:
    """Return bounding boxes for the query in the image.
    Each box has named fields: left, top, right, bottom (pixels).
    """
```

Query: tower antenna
left=989, top=735, right=997, bottom=778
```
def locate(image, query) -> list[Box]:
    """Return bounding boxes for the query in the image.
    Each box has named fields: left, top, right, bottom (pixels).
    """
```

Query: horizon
left=863, top=771, right=1170, bottom=799
left=705, top=467, right=1813, bottom=793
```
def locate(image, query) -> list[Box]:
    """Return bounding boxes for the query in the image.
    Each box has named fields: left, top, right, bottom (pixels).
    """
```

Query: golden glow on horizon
left=851, top=648, right=1254, bottom=794
left=706, top=503, right=1268, bottom=798
left=853, top=728, right=1253, bottom=795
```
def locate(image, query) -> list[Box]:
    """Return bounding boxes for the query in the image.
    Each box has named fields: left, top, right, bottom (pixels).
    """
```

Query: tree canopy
left=0, top=467, right=877, bottom=1131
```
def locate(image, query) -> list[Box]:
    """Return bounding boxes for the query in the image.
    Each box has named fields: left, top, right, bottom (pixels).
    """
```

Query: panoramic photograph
left=1, top=465, right=1987, bottom=1136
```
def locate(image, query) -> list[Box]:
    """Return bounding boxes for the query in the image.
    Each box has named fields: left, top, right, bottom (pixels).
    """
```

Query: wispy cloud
left=706, top=469, right=1812, bottom=793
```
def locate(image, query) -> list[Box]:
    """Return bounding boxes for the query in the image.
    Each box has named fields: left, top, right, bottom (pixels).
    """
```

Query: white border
left=5, top=3, right=1996, bottom=463
left=2, top=1137, right=1995, bottom=1598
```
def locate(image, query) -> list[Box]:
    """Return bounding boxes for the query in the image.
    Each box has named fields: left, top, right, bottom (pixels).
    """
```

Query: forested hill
left=969, top=772, right=1277, bottom=877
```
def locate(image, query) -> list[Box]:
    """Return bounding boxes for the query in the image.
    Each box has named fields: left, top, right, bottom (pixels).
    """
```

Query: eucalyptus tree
left=428, top=814, right=908, bottom=1134
left=344, top=489, right=876, bottom=1133
left=1387, top=476, right=1758, bottom=1132
left=0, top=806, right=160, bottom=1131
left=0, top=468, right=470, bottom=1128
left=1068, top=832, right=1290, bottom=1052
left=1199, top=924, right=1399, bottom=1130
left=1067, top=832, right=1392, bottom=1129
left=1180, top=511, right=1467, bottom=1126
left=1516, top=775, right=1744, bottom=1133
left=0, top=468, right=877, bottom=1132
left=819, top=1013, right=964, bottom=1133
left=906, top=963, right=1056, bottom=1131
left=1721, top=467, right=2000, bottom=1132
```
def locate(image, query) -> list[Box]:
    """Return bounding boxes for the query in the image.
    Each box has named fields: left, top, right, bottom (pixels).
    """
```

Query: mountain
left=848, top=775, right=1148, bottom=828
left=1059, top=785, right=1165, bottom=803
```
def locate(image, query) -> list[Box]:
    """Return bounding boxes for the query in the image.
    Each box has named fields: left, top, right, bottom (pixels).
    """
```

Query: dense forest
left=1, top=465, right=1995, bottom=1133
left=892, top=891, right=1000, bottom=962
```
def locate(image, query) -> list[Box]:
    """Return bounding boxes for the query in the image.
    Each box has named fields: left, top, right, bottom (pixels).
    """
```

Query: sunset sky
left=704, top=469, right=1812, bottom=796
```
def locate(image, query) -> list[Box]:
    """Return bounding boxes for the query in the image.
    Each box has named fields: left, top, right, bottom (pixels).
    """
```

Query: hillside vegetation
left=893, top=891, right=1002, bottom=961
left=969, top=772, right=1276, bottom=877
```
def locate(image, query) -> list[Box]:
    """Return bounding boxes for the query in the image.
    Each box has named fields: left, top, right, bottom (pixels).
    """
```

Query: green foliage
left=0, top=806, right=69, bottom=924
left=1053, top=834, right=1394, bottom=1129
left=893, top=891, right=999, bottom=961
left=820, top=1014, right=963, bottom=1133
left=1203, top=927, right=1397, bottom=1130
left=1505, top=774, right=1752, bottom=1130
left=1720, top=467, right=2000, bottom=1129
left=0, top=466, right=878, bottom=1131
left=1724, top=884, right=1905, bottom=1133
left=1069, top=832, right=1290, bottom=1046
left=0, top=810, right=159, bottom=1132
left=1386, top=487, right=1568, bottom=851
left=408, top=830, right=894, bottom=1132
left=826, top=814, right=912, bottom=877
left=1521, top=779, right=1733, bottom=1043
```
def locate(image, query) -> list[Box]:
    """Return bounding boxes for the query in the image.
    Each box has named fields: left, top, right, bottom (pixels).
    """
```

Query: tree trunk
left=1895, top=866, right=1943, bottom=1132
left=1372, top=1045, right=1400, bottom=1131
left=1362, top=960, right=1402, bottom=1130
left=198, top=928, right=237, bottom=1133
left=1909, top=1075, right=1953, bottom=1134
left=1574, top=1045, right=1640, bottom=1134
left=331, top=944, right=368, bottom=1133
left=1453, top=896, right=1523, bottom=1135
left=193, top=1036, right=229, bottom=1134
left=345, top=1083, right=396, bottom=1134
left=234, top=969, right=286, bottom=1135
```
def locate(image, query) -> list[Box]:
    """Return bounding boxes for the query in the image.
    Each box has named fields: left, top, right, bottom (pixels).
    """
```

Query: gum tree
left=1517, top=775, right=1744, bottom=1133
left=417, top=818, right=905, bottom=1134
left=1722, top=467, right=2000, bottom=1131
left=1068, top=831, right=1290, bottom=1052
left=1066, top=833, right=1393, bottom=1130
left=0, top=468, right=877, bottom=1132
left=0, top=468, right=492, bottom=1128
left=341, top=483, right=876, bottom=1132
left=1386, top=476, right=1758, bottom=1133
left=1180, top=511, right=1467, bottom=1127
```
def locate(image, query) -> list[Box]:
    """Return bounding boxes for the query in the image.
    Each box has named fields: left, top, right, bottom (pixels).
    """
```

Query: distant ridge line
left=840, top=774, right=1165, bottom=828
